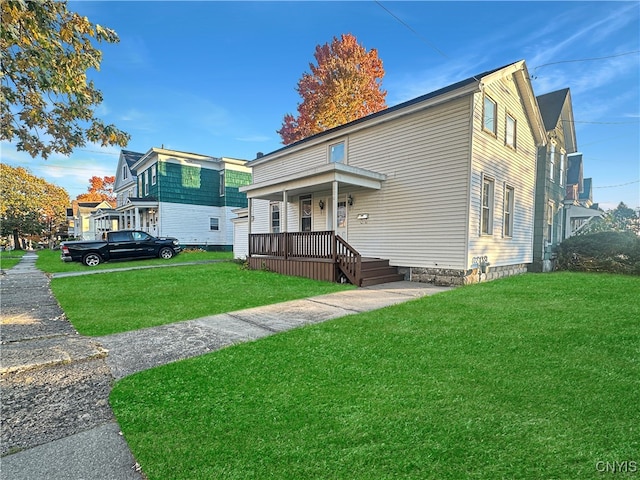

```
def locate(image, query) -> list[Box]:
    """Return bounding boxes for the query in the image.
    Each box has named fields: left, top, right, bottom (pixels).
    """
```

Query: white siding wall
left=253, top=149, right=326, bottom=184
left=467, top=76, right=537, bottom=268
left=249, top=200, right=271, bottom=233
left=346, top=98, right=472, bottom=268
left=158, top=203, right=235, bottom=247
left=232, top=218, right=248, bottom=259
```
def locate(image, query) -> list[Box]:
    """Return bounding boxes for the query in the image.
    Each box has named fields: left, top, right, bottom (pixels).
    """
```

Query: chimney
left=256, top=152, right=264, bottom=159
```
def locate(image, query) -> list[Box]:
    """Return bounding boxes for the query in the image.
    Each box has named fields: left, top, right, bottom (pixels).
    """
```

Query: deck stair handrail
left=335, top=235, right=362, bottom=286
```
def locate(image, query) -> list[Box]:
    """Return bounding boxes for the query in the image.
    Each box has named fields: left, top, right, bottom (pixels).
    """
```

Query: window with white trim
left=210, top=217, right=219, bottom=231
left=300, top=195, right=312, bottom=232
left=122, top=165, right=128, bottom=179
left=219, top=170, right=225, bottom=196
left=144, top=170, right=149, bottom=195
left=559, top=152, right=565, bottom=186
left=546, top=203, right=554, bottom=243
left=483, top=95, right=497, bottom=135
left=270, top=202, right=280, bottom=233
left=329, top=141, right=345, bottom=163
left=481, top=176, right=494, bottom=235
left=549, top=144, right=556, bottom=181
left=505, top=113, right=516, bottom=148
left=504, top=185, right=514, bottom=237
left=151, top=164, right=156, bottom=185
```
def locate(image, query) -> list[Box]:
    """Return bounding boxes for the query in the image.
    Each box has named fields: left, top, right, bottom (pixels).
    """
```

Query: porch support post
left=332, top=180, right=338, bottom=233
left=282, top=190, right=288, bottom=260
left=134, top=207, right=139, bottom=230
left=282, top=190, right=288, bottom=233
left=247, top=197, right=252, bottom=256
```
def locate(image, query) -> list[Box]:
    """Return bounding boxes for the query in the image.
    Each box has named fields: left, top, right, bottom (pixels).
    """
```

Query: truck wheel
left=159, top=247, right=174, bottom=260
left=83, top=253, right=102, bottom=267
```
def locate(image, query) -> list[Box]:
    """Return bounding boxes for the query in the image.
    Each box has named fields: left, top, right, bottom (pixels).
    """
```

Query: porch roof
left=240, top=162, right=386, bottom=201
left=116, top=197, right=159, bottom=212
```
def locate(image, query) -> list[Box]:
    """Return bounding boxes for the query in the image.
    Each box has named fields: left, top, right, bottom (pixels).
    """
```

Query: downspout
left=463, top=86, right=481, bottom=275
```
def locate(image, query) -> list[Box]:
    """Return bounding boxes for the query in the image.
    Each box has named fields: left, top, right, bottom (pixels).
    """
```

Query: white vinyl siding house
left=241, top=60, right=545, bottom=285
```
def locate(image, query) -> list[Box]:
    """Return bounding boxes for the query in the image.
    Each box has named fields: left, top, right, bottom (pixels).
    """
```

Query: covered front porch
left=241, top=163, right=403, bottom=286
left=115, top=198, right=160, bottom=235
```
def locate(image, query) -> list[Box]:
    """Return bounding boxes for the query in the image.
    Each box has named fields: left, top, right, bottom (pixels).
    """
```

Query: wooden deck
left=249, top=232, right=404, bottom=286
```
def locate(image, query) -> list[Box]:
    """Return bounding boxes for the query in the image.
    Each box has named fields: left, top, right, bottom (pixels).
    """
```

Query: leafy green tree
left=278, top=33, right=387, bottom=145
left=580, top=202, right=639, bottom=235
left=1, top=0, right=129, bottom=159
left=0, top=164, right=70, bottom=248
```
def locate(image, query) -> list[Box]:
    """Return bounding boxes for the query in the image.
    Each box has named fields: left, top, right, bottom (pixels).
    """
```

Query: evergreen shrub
left=556, top=231, right=640, bottom=275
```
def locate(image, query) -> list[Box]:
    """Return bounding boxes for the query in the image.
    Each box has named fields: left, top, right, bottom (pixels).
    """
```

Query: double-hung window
left=504, top=185, right=514, bottom=237
left=270, top=202, right=280, bottom=233
left=505, top=113, right=516, bottom=148
left=481, top=176, right=495, bottom=235
left=219, top=171, right=225, bottom=197
left=210, top=217, right=219, bottom=231
left=483, top=96, right=497, bottom=135
left=151, top=164, right=157, bottom=185
left=549, top=144, right=556, bottom=181
left=546, top=203, right=554, bottom=243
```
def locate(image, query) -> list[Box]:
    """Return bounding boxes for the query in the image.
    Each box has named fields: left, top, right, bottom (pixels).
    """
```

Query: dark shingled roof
left=536, top=88, right=570, bottom=132
left=566, top=153, right=583, bottom=188
left=121, top=150, right=144, bottom=173
left=580, top=178, right=593, bottom=201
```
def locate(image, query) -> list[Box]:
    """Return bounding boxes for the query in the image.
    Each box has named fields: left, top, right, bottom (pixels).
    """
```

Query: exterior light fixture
left=318, top=199, right=325, bottom=211
left=347, top=194, right=354, bottom=206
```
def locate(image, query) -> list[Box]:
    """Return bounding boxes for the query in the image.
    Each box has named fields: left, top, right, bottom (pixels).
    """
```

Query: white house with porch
left=239, top=60, right=547, bottom=286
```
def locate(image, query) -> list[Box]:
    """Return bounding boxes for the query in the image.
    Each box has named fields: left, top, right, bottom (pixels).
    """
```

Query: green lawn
left=50, top=261, right=354, bottom=336
left=0, top=249, right=26, bottom=270
left=111, top=272, right=639, bottom=480
left=36, top=247, right=233, bottom=273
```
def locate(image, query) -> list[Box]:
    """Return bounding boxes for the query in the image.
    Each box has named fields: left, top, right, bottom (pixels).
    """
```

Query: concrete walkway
left=1, top=253, right=451, bottom=479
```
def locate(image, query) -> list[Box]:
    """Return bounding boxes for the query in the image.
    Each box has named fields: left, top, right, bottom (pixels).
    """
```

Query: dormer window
left=122, top=165, right=128, bottom=179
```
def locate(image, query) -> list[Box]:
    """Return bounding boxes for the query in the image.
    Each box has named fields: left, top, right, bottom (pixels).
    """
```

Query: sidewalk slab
left=1, top=336, right=107, bottom=374
left=1, top=422, right=143, bottom=480
left=226, top=298, right=354, bottom=332
left=97, top=313, right=273, bottom=380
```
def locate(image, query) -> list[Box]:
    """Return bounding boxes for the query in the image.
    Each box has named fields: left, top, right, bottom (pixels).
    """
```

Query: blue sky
left=2, top=1, right=639, bottom=210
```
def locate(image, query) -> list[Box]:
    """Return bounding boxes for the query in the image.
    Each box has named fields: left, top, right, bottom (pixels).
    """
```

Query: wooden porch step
left=360, top=273, right=406, bottom=287
left=358, top=257, right=405, bottom=287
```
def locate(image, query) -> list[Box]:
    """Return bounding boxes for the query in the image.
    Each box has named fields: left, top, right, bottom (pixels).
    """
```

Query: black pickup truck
left=61, top=230, right=182, bottom=266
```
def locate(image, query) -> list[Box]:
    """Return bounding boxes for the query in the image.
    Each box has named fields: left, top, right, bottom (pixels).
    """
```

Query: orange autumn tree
left=76, top=175, right=115, bottom=203
left=278, top=33, right=387, bottom=145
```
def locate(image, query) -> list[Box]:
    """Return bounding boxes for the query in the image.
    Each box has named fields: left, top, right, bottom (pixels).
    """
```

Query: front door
left=300, top=195, right=312, bottom=232
left=336, top=201, right=347, bottom=241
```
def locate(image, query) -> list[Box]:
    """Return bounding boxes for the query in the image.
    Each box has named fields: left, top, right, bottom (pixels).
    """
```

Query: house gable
left=114, top=150, right=143, bottom=191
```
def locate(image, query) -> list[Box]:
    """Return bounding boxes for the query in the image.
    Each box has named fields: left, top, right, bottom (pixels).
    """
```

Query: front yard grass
left=111, top=272, right=639, bottom=480
left=0, top=249, right=26, bottom=270
left=36, top=247, right=232, bottom=273
left=50, top=261, right=354, bottom=336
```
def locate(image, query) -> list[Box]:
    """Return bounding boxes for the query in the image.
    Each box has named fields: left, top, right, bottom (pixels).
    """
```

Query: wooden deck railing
left=335, top=235, right=361, bottom=286
left=249, top=231, right=362, bottom=285
left=250, top=231, right=335, bottom=259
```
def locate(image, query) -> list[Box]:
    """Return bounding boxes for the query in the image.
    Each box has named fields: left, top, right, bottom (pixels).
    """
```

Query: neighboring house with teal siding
left=114, top=147, right=250, bottom=250
left=530, top=89, right=577, bottom=272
